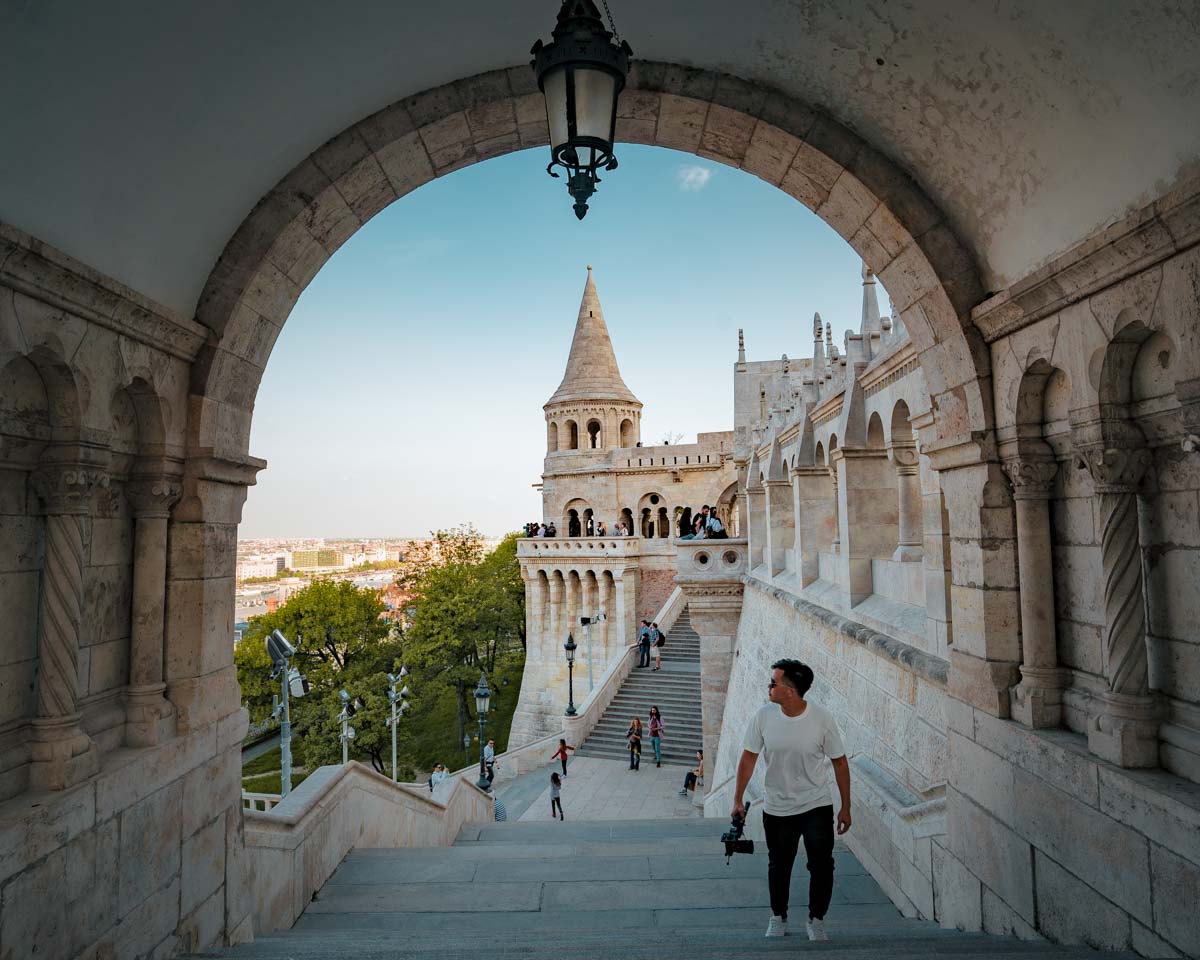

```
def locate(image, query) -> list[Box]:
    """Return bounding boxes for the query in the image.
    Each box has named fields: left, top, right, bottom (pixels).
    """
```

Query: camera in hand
left=721, top=811, right=754, bottom=864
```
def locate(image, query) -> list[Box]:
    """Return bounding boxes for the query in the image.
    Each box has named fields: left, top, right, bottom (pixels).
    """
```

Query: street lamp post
left=385, top=667, right=410, bottom=782
left=580, top=612, right=605, bottom=692
left=338, top=690, right=363, bottom=764
left=265, top=629, right=308, bottom=798
left=474, top=673, right=492, bottom=791
left=564, top=633, right=578, bottom=716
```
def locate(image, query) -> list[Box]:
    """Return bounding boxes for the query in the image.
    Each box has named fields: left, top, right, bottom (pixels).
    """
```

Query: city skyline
left=241, top=145, right=891, bottom=538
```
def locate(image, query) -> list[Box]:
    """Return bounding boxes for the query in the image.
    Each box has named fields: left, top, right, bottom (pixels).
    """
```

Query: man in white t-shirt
left=733, top=658, right=851, bottom=942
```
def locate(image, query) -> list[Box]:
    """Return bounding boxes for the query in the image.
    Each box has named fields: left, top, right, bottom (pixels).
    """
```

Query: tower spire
left=738, top=328, right=746, bottom=363
left=812, top=311, right=826, bottom=378
left=860, top=262, right=882, bottom=337
left=546, top=266, right=640, bottom=406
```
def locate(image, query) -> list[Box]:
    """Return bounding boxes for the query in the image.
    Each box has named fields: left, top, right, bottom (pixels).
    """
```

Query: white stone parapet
left=517, top=536, right=643, bottom=560
left=673, top=537, right=749, bottom=585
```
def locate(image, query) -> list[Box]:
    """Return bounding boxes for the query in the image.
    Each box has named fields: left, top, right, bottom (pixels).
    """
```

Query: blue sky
left=242, top=145, right=892, bottom=539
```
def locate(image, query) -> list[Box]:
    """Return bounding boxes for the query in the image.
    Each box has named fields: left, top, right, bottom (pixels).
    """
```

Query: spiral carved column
left=29, top=465, right=106, bottom=790
left=1002, top=456, right=1063, bottom=728
left=1079, top=445, right=1159, bottom=767
left=123, top=475, right=183, bottom=746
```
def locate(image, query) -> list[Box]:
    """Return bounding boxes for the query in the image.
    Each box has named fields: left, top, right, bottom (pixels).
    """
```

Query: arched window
left=567, top=509, right=581, bottom=538
left=566, top=420, right=579, bottom=450
left=620, top=418, right=635, bottom=447
left=547, top=421, right=559, bottom=453
left=657, top=506, right=669, bottom=539
left=586, top=419, right=601, bottom=449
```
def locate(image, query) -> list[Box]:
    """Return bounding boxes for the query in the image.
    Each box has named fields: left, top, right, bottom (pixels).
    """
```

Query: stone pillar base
left=1010, top=667, right=1063, bottom=729
left=124, top=683, right=175, bottom=746
left=949, top=650, right=1020, bottom=718
left=892, top=544, right=923, bottom=562
left=28, top=715, right=99, bottom=790
left=1088, top=691, right=1160, bottom=768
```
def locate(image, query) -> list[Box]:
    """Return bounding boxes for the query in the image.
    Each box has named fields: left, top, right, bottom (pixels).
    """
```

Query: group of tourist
left=523, top=521, right=558, bottom=538
left=679, top=503, right=728, bottom=539
left=636, top=619, right=666, bottom=670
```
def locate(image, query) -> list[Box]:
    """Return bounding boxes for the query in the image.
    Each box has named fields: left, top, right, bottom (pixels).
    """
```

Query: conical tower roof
left=546, top=267, right=641, bottom=406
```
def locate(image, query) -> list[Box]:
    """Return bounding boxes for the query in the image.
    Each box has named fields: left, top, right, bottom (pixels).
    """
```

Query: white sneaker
left=806, top=918, right=828, bottom=941
left=765, top=916, right=787, bottom=938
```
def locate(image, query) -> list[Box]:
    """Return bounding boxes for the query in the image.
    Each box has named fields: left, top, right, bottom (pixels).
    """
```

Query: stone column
left=827, top=465, right=841, bottom=555
left=547, top=575, right=564, bottom=649
left=1002, top=456, right=1063, bottom=728
left=597, top=573, right=611, bottom=657
left=28, top=464, right=106, bottom=790
left=792, top=466, right=835, bottom=587
left=835, top=448, right=898, bottom=606
left=124, top=474, right=183, bottom=746
left=1078, top=445, right=1158, bottom=767
left=889, top=441, right=923, bottom=562
left=763, top=478, right=793, bottom=576
left=688, top=591, right=744, bottom=791
left=746, top=481, right=766, bottom=569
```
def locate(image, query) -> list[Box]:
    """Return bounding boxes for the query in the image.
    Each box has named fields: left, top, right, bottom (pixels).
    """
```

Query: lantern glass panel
left=543, top=67, right=569, bottom=149
left=572, top=67, right=617, bottom=143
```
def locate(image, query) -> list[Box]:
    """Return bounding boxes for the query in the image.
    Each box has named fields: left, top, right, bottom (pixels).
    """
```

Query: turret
left=544, top=266, right=642, bottom=453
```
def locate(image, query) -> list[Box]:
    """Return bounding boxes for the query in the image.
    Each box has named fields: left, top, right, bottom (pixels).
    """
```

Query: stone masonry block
left=418, top=113, right=476, bottom=174
left=817, top=174, right=879, bottom=244
left=1012, top=765, right=1152, bottom=925
left=616, top=89, right=659, bottom=122
left=0, top=779, right=95, bottom=886
left=0, top=571, right=38, bottom=666
left=119, top=781, right=182, bottom=916
left=654, top=94, right=708, bottom=152
left=181, top=749, right=241, bottom=840
left=711, top=73, right=767, bottom=116
left=615, top=117, right=657, bottom=145
left=179, top=886, right=225, bottom=955
left=739, top=123, right=801, bottom=186
left=1151, top=843, right=1200, bottom=955
left=948, top=730, right=1015, bottom=825
left=465, top=98, right=517, bottom=144
left=111, top=877, right=180, bottom=960
left=374, top=130, right=435, bottom=200
left=181, top=813, right=226, bottom=917
left=981, top=887, right=1040, bottom=940
left=780, top=165, right=830, bottom=210
left=355, top=101, right=416, bottom=153
left=631, top=62, right=717, bottom=100
left=946, top=787, right=1034, bottom=922
left=879, top=241, right=942, bottom=314
left=0, top=840, right=69, bottom=955
left=932, top=837, right=982, bottom=930
left=805, top=116, right=865, bottom=169
left=1034, top=850, right=1131, bottom=950
left=971, top=710, right=1099, bottom=808
left=403, top=82, right=464, bottom=128
left=758, top=91, right=819, bottom=139
left=849, top=146, right=942, bottom=240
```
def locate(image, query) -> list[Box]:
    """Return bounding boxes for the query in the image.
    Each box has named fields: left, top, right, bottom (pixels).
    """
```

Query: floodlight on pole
left=266, top=629, right=306, bottom=798
left=385, top=669, right=411, bottom=782
left=337, top=689, right=363, bottom=765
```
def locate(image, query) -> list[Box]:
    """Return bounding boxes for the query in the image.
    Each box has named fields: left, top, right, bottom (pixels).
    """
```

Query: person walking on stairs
left=626, top=717, right=642, bottom=770
left=733, top=658, right=851, bottom=943
left=648, top=706, right=664, bottom=766
left=651, top=621, right=665, bottom=671
left=550, top=738, right=575, bottom=777
left=549, top=772, right=564, bottom=820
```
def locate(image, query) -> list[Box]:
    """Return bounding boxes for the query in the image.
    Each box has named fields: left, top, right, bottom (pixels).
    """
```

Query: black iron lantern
left=531, top=0, right=632, bottom=219
left=474, top=673, right=492, bottom=716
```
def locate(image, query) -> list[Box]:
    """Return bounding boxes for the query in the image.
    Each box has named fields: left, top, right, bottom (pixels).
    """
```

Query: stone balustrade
left=517, top=536, right=643, bottom=560
left=672, top=537, right=749, bottom=584
left=241, top=792, right=282, bottom=813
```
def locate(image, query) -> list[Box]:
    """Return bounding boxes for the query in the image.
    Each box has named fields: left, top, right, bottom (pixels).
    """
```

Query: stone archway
left=191, top=61, right=989, bottom=467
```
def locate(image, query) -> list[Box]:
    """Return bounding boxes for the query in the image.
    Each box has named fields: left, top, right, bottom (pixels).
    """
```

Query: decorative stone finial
left=737, top=328, right=746, bottom=363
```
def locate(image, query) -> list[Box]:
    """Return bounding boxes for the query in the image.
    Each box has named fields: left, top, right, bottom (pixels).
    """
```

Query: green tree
left=234, top=578, right=402, bottom=774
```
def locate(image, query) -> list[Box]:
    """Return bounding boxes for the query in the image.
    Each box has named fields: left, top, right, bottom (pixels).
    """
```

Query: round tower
left=545, top=266, right=642, bottom=453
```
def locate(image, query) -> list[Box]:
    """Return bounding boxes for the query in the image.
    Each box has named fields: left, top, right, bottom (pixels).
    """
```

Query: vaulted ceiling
left=2, top=1, right=1196, bottom=317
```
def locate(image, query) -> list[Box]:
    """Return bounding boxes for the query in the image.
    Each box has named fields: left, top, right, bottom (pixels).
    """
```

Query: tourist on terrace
left=546, top=522, right=557, bottom=537
left=595, top=520, right=607, bottom=536
left=680, top=514, right=706, bottom=540
left=679, top=749, right=703, bottom=796
left=733, top=659, right=851, bottom=943
left=648, top=706, right=664, bottom=767
left=702, top=504, right=728, bottom=539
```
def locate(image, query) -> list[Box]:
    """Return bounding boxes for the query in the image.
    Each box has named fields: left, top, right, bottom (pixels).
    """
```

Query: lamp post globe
left=530, top=0, right=632, bottom=219
left=564, top=633, right=578, bottom=716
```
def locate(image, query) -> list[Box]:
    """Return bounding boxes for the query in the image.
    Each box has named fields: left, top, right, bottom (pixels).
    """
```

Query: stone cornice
left=744, top=574, right=949, bottom=687
left=971, top=175, right=1200, bottom=343
left=810, top=390, right=845, bottom=428
left=859, top=339, right=919, bottom=397
left=0, top=221, right=208, bottom=362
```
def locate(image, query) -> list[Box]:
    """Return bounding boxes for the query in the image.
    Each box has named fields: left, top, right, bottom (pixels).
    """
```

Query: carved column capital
left=125, top=476, right=183, bottom=519
left=31, top=465, right=109, bottom=515
left=887, top=441, right=920, bottom=475
left=1001, top=457, right=1059, bottom=499
left=1076, top=446, right=1151, bottom=493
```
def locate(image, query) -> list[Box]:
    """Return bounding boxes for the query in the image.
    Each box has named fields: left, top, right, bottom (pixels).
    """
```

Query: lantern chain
left=601, top=0, right=620, bottom=44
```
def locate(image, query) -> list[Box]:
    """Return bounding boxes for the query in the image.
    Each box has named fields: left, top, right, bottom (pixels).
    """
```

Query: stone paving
left=515, top=755, right=702, bottom=822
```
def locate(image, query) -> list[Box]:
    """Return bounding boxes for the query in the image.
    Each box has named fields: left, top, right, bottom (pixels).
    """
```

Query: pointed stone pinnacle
left=546, top=267, right=639, bottom=406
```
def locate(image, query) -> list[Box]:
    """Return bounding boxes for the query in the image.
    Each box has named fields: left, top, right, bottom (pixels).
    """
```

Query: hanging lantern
left=530, top=0, right=632, bottom=219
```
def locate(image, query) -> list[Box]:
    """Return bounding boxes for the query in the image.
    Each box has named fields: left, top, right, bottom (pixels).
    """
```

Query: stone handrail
left=673, top=537, right=749, bottom=584
left=517, top=536, right=642, bottom=559
left=563, top=641, right=640, bottom=748
left=241, top=791, right=282, bottom=812
left=243, top=761, right=493, bottom=933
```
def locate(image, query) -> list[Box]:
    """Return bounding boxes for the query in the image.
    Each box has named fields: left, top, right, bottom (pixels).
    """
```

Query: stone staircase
left=193, top=817, right=1134, bottom=960
left=575, top=607, right=703, bottom=766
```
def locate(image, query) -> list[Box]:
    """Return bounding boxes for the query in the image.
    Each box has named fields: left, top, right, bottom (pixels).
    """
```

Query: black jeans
left=762, top=805, right=835, bottom=922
